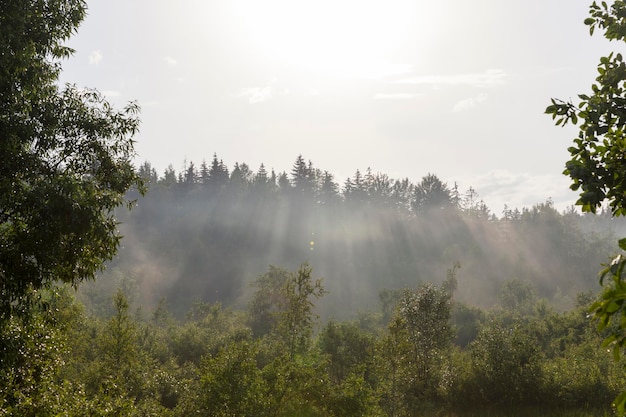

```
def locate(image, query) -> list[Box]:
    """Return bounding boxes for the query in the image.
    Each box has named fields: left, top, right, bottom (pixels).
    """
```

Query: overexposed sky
left=59, top=0, right=621, bottom=214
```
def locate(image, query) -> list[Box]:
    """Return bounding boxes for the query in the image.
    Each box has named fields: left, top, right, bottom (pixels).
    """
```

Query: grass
left=432, top=406, right=613, bottom=417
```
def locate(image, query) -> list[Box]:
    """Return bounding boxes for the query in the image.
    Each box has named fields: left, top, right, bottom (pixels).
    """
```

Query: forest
left=100, top=154, right=622, bottom=319
left=7, top=0, right=626, bottom=416
left=5, top=155, right=626, bottom=416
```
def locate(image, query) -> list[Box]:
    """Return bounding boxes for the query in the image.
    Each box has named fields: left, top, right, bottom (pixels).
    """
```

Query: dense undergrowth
left=1, top=263, right=623, bottom=416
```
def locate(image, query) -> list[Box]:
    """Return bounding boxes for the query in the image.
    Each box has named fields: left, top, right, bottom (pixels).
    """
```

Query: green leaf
left=614, top=391, right=626, bottom=414
left=606, top=300, right=621, bottom=313
left=584, top=17, right=596, bottom=25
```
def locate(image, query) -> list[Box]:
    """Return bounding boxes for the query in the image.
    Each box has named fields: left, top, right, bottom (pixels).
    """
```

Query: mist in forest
left=81, top=155, right=622, bottom=319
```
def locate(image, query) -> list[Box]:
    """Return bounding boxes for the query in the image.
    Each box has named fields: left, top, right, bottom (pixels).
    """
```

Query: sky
left=58, top=0, right=624, bottom=215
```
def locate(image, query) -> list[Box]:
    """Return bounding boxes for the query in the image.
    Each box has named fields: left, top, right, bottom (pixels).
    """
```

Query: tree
left=497, top=279, right=538, bottom=316
left=290, top=154, right=316, bottom=197
left=545, top=1, right=626, bottom=413
left=468, top=319, right=542, bottom=404
left=137, top=161, right=158, bottom=186
left=209, top=153, right=229, bottom=189
left=412, top=173, right=453, bottom=213
left=318, top=320, right=375, bottom=384
left=253, top=163, right=269, bottom=189
left=196, top=340, right=267, bottom=417
left=317, top=170, right=339, bottom=206
left=343, top=169, right=368, bottom=205
left=546, top=1, right=626, bottom=214
left=160, top=164, right=177, bottom=186
left=248, top=263, right=325, bottom=358
left=380, top=264, right=458, bottom=408
left=0, top=0, right=142, bottom=313
left=183, top=160, right=197, bottom=186
left=0, top=288, right=89, bottom=415
left=199, top=159, right=210, bottom=185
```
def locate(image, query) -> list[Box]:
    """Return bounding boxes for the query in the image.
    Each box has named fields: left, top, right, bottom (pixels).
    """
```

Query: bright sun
left=230, top=0, right=420, bottom=79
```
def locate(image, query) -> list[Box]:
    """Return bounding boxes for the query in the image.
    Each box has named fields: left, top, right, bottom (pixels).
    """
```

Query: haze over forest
left=84, top=154, right=626, bottom=319
left=11, top=0, right=626, bottom=415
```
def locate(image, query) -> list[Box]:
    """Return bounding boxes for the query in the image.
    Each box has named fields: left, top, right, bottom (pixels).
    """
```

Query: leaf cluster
left=0, top=0, right=143, bottom=313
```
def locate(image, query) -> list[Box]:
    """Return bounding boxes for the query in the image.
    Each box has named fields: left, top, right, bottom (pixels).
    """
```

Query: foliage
left=0, top=290, right=84, bottom=416
left=2, top=273, right=622, bottom=416
left=497, top=279, right=538, bottom=316
left=590, top=238, right=626, bottom=413
left=546, top=1, right=626, bottom=414
left=196, top=340, right=266, bottom=417
left=0, top=0, right=142, bottom=312
left=546, top=1, right=626, bottom=215
left=318, top=320, right=375, bottom=384
left=376, top=266, right=458, bottom=415
left=412, top=173, right=454, bottom=213
left=468, top=320, right=543, bottom=404
left=249, top=263, right=326, bottom=358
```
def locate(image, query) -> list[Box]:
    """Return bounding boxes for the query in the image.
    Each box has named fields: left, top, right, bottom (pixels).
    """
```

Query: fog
left=80, top=156, right=622, bottom=319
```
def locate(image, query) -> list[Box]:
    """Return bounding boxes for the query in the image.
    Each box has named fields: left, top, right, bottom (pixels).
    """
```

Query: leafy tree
left=100, top=290, right=141, bottom=390
left=248, top=265, right=292, bottom=338
left=547, top=1, right=626, bottom=215
left=497, top=279, right=538, bottom=316
left=391, top=177, right=415, bottom=212
left=249, top=264, right=326, bottom=358
left=412, top=173, right=453, bottom=213
left=196, top=340, right=267, bottom=417
left=451, top=302, right=486, bottom=347
left=379, top=265, right=458, bottom=411
left=279, top=263, right=326, bottom=357
left=0, top=0, right=142, bottom=312
left=545, top=2, right=626, bottom=413
left=0, top=289, right=89, bottom=416
left=468, top=319, right=543, bottom=405
left=318, top=320, right=375, bottom=384
left=462, top=186, right=490, bottom=219
left=170, top=301, right=249, bottom=367
left=367, top=170, right=393, bottom=207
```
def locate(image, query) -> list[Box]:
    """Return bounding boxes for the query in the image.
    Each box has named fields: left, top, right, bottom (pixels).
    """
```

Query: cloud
left=453, top=93, right=488, bottom=112
left=394, top=69, right=507, bottom=88
left=237, top=80, right=288, bottom=104
left=164, top=56, right=178, bottom=66
left=239, top=86, right=274, bottom=104
left=374, top=93, right=420, bottom=100
left=88, top=50, right=103, bottom=65
left=461, top=170, right=576, bottom=215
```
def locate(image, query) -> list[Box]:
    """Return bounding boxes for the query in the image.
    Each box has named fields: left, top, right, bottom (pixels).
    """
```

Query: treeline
left=101, top=154, right=620, bottom=317
left=3, top=265, right=622, bottom=416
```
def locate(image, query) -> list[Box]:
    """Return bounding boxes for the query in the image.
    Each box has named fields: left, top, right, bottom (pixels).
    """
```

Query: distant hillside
left=80, top=155, right=621, bottom=318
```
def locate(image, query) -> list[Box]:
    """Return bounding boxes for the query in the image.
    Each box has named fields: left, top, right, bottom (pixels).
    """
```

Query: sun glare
left=230, top=0, right=419, bottom=79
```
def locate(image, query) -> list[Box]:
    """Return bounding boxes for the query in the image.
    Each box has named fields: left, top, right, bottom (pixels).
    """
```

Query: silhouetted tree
left=412, top=173, right=453, bottom=213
